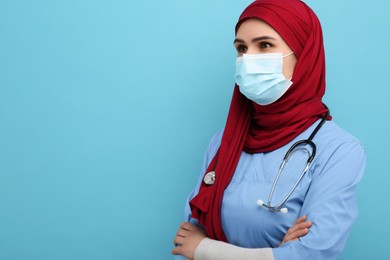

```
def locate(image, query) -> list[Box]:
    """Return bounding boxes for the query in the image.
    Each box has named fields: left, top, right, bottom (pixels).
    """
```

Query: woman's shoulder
left=204, top=129, right=224, bottom=157
left=317, top=120, right=364, bottom=148
left=207, top=121, right=365, bottom=159
left=313, top=120, right=366, bottom=170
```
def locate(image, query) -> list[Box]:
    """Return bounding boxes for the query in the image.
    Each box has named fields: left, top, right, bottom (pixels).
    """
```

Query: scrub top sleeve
left=183, top=130, right=223, bottom=223
left=272, top=140, right=366, bottom=260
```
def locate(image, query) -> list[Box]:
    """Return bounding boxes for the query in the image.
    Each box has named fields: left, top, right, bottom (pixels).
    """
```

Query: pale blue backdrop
left=0, top=0, right=388, bottom=259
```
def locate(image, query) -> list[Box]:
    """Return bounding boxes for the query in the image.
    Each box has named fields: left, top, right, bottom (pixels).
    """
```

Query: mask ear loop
left=282, top=52, right=294, bottom=58
left=282, top=52, right=294, bottom=81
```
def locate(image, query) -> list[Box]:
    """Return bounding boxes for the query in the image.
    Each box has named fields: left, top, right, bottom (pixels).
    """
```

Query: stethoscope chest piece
left=204, top=171, right=216, bottom=185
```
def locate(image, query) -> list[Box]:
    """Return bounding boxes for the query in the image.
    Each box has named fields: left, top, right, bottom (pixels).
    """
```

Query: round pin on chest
left=203, top=171, right=216, bottom=185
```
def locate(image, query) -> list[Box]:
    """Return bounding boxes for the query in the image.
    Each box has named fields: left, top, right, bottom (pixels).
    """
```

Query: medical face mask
left=235, top=52, right=294, bottom=105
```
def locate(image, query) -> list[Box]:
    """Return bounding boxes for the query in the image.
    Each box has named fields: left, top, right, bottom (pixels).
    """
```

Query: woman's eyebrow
left=251, top=36, right=277, bottom=42
left=234, top=36, right=277, bottom=44
left=233, top=38, right=246, bottom=44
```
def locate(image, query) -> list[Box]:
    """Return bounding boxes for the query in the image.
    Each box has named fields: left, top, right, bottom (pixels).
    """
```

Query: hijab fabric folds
left=190, top=0, right=330, bottom=242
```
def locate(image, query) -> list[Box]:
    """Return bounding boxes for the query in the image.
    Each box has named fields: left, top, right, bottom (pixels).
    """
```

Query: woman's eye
left=236, top=45, right=247, bottom=53
left=260, top=42, right=272, bottom=49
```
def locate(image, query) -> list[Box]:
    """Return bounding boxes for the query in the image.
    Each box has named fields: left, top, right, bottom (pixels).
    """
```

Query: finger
left=180, top=222, right=195, bottom=231
left=294, top=215, right=306, bottom=225
left=287, top=221, right=312, bottom=235
left=289, top=221, right=312, bottom=233
left=282, top=226, right=310, bottom=246
left=283, top=223, right=311, bottom=244
left=286, top=216, right=306, bottom=234
left=173, top=236, right=185, bottom=246
left=285, top=228, right=309, bottom=241
left=172, top=245, right=182, bottom=255
left=280, top=236, right=298, bottom=247
left=176, top=228, right=189, bottom=238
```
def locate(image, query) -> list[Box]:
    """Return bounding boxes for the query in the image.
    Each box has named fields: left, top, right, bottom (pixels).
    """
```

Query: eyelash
left=260, top=42, right=273, bottom=49
left=236, top=45, right=248, bottom=53
left=235, top=42, right=273, bottom=53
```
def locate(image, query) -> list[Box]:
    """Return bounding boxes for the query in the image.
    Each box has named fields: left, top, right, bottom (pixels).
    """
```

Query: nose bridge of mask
left=238, top=53, right=284, bottom=74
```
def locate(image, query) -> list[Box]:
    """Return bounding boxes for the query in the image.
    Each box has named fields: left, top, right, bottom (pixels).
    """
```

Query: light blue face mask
left=235, top=52, right=294, bottom=105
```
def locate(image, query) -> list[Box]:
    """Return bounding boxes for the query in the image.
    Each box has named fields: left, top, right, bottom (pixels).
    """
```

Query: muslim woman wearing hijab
left=172, top=0, right=366, bottom=259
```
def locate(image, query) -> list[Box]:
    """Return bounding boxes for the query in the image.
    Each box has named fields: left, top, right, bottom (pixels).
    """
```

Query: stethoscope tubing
left=260, top=106, right=330, bottom=213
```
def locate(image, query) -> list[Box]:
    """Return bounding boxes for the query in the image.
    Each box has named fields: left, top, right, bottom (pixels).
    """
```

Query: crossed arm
left=172, top=215, right=312, bottom=260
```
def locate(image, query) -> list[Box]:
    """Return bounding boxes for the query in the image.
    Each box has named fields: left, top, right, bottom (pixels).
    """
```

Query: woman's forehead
left=236, top=19, right=282, bottom=40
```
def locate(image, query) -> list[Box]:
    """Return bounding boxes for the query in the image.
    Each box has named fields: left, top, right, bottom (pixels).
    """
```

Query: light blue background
left=0, top=0, right=388, bottom=259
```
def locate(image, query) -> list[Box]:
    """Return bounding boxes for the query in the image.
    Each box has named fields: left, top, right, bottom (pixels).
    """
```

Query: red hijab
left=190, top=0, right=330, bottom=242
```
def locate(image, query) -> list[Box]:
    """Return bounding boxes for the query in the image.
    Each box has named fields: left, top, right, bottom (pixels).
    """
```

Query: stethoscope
left=257, top=106, right=330, bottom=213
left=203, top=106, right=330, bottom=214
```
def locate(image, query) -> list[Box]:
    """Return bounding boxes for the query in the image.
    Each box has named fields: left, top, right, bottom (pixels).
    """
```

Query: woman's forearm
left=194, top=238, right=274, bottom=260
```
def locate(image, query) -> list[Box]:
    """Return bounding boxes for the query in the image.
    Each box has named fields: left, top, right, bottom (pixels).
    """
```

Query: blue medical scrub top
left=180, top=120, right=365, bottom=260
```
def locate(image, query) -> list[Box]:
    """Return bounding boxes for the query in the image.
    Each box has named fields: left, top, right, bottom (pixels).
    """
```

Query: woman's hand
left=172, top=215, right=311, bottom=259
left=279, top=215, right=312, bottom=246
left=172, top=222, right=207, bottom=260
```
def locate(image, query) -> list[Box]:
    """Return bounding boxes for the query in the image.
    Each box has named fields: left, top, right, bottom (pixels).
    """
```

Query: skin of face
left=234, top=18, right=297, bottom=79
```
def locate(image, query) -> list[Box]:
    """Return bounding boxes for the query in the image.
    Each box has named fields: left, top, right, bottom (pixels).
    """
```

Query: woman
left=172, top=0, right=366, bottom=259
